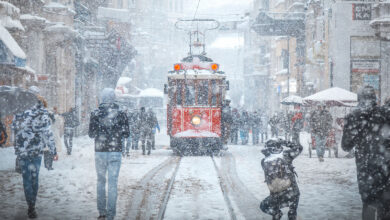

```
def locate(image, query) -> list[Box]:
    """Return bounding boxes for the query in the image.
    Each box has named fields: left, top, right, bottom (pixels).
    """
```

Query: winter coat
left=0, top=120, right=8, bottom=146
left=231, top=112, right=240, bottom=129
left=291, top=111, right=304, bottom=132
left=269, top=115, right=279, bottom=128
left=13, top=104, right=56, bottom=158
left=139, top=111, right=157, bottom=139
left=88, top=103, right=130, bottom=152
left=342, top=105, right=390, bottom=202
left=221, top=105, right=233, bottom=126
left=261, top=140, right=302, bottom=196
left=240, top=112, right=250, bottom=131
left=251, top=113, right=262, bottom=130
left=62, top=110, right=79, bottom=128
left=310, top=109, right=333, bottom=136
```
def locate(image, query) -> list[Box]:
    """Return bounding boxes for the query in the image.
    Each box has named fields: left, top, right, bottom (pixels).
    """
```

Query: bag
left=15, top=156, right=21, bottom=174
left=263, top=154, right=292, bottom=193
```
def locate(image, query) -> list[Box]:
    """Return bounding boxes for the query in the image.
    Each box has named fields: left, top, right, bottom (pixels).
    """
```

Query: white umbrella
left=281, top=95, right=303, bottom=105
left=303, top=87, right=357, bottom=107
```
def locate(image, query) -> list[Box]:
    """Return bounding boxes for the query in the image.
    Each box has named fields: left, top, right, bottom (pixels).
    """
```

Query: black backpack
left=262, top=153, right=292, bottom=193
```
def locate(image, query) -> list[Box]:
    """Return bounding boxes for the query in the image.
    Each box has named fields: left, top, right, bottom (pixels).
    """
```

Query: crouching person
left=260, top=138, right=302, bottom=220
left=13, top=101, right=57, bottom=218
left=89, top=88, right=130, bottom=220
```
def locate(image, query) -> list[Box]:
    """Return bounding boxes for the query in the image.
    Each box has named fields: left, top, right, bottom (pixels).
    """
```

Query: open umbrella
left=0, top=86, right=39, bottom=116
left=281, top=95, right=303, bottom=105
left=303, top=87, right=357, bottom=107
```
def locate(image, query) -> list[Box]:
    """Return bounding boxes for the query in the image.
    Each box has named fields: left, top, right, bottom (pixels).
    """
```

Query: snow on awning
left=0, top=1, right=24, bottom=31
left=303, top=87, right=358, bottom=106
left=0, top=24, right=26, bottom=67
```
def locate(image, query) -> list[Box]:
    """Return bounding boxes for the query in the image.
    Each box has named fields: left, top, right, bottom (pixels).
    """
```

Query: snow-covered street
left=0, top=132, right=361, bottom=220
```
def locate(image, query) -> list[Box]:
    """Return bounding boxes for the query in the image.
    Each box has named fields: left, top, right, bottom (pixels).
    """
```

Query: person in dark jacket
left=230, top=109, right=240, bottom=144
left=13, top=101, right=57, bottom=218
left=342, top=86, right=390, bottom=220
left=310, top=104, right=332, bottom=162
left=0, top=114, right=7, bottom=147
left=260, top=138, right=302, bottom=220
left=221, top=100, right=233, bottom=145
left=89, top=88, right=130, bottom=220
left=148, top=109, right=160, bottom=150
left=128, top=110, right=140, bottom=150
left=240, top=111, right=250, bottom=145
left=251, top=111, right=262, bottom=145
left=61, top=107, right=79, bottom=155
left=138, top=107, right=157, bottom=155
left=291, top=106, right=304, bottom=145
left=269, top=113, right=280, bottom=138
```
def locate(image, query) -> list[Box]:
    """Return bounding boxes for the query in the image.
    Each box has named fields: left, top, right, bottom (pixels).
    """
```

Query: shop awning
left=0, top=24, right=26, bottom=67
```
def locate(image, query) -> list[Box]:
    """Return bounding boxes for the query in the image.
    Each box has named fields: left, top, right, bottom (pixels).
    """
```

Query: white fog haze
left=0, top=0, right=389, bottom=220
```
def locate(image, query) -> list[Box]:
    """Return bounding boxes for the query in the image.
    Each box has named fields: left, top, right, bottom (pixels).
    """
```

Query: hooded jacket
left=13, top=104, right=56, bottom=158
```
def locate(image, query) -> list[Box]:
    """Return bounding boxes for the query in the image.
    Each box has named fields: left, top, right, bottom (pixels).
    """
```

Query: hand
left=53, top=154, right=59, bottom=161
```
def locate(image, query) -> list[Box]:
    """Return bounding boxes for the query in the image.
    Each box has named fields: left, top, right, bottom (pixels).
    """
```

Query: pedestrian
left=43, top=106, right=56, bottom=170
left=0, top=113, right=7, bottom=147
left=240, top=111, right=250, bottom=145
left=13, top=100, right=57, bottom=218
left=129, top=110, right=140, bottom=150
left=342, top=86, right=390, bottom=220
left=149, top=109, right=160, bottom=150
left=291, top=105, right=303, bottom=144
left=138, top=107, right=157, bottom=155
left=122, top=109, right=133, bottom=157
left=88, top=88, right=130, bottom=220
left=260, top=112, right=269, bottom=143
left=260, top=138, right=302, bottom=220
left=221, top=100, right=233, bottom=145
left=309, top=103, right=332, bottom=162
left=269, top=113, right=280, bottom=138
left=251, top=111, right=262, bottom=145
left=230, top=109, right=240, bottom=144
left=61, top=107, right=79, bottom=155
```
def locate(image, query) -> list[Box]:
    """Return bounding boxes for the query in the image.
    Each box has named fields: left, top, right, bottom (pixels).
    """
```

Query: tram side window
left=176, top=81, right=183, bottom=105
left=197, top=80, right=209, bottom=106
left=185, top=82, right=195, bottom=106
left=211, top=80, right=219, bottom=106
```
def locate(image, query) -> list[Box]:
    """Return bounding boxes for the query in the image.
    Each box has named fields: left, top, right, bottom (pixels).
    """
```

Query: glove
left=53, top=154, right=59, bottom=161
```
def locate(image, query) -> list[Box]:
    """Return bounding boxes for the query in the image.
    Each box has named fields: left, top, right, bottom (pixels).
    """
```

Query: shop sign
left=351, top=60, right=380, bottom=73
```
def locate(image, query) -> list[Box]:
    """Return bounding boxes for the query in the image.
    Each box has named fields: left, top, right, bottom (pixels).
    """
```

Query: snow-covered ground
left=0, top=131, right=361, bottom=219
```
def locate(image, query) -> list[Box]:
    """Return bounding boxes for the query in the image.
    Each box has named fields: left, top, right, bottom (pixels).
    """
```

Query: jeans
left=64, top=128, right=74, bottom=154
left=95, top=152, right=122, bottom=219
left=123, top=136, right=131, bottom=154
left=314, top=134, right=327, bottom=157
left=20, top=156, right=42, bottom=208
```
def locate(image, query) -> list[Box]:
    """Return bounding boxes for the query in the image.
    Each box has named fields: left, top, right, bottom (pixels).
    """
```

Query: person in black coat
left=61, top=107, right=79, bottom=155
left=342, top=86, right=390, bottom=220
left=88, top=88, right=129, bottom=220
left=260, top=138, right=302, bottom=220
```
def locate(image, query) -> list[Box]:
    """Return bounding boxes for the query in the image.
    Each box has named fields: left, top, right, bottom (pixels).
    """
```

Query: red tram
left=166, top=55, right=228, bottom=155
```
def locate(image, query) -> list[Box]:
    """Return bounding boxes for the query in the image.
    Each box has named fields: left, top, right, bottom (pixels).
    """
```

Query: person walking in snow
left=0, top=113, right=7, bottom=147
left=260, top=138, right=302, bottom=220
left=88, top=88, right=130, bottom=220
left=260, top=112, right=269, bottom=143
left=342, top=86, right=390, bottom=220
left=148, top=109, right=160, bottom=150
left=139, top=107, right=157, bottom=155
left=13, top=100, right=57, bottom=218
left=61, top=107, right=79, bottom=155
left=309, top=103, right=332, bottom=162
left=240, top=111, right=250, bottom=145
left=221, top=100, right=233, bottom=145
left=230, top=109, right=240, bottom=144
left=291, top=106, right=304, bottom=145
left=269, top=113, right=280, bottom=138
left=129, top=110, right=140, bottom=150
left=251, top=110, right=262, bottom=145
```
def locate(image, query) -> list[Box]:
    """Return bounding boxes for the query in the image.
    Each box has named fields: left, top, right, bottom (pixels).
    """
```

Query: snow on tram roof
left=168, top=69, right=226, bottom=79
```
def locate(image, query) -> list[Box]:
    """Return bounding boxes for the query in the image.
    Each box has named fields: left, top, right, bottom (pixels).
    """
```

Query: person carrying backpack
left=260, top=138, right=303, bottom=220
left=88, top=88, right=130, bottom=220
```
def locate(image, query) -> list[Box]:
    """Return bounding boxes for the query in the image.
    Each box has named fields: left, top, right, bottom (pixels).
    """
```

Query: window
left=176, top=80, right=183, bottom=105
left=211, top=80, right=219, bottom=106
left=185, top=81, right=195, bottom=106
left=197, top=80, right=209, bottom=106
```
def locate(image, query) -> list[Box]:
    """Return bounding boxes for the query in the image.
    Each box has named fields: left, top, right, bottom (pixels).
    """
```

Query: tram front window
left=211, top=80, right=219, bottom=106
left=197, top=80, right=209, bottom=106
left=176, top=82, right=183, bottom=105
left=185, top=82, right=195, bottom=106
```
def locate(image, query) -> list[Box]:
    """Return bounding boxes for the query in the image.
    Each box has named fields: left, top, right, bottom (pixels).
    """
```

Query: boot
left=319, top=156, right=324, bottom=162
left=272, top=210, right=282, bottom=220
left=147, top=150, right=151, bottom=155
left=28, top=206, right=37, bottom=219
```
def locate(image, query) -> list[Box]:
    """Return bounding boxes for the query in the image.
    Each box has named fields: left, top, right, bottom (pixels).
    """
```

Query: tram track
left=125, top=156, right=181, bottom=220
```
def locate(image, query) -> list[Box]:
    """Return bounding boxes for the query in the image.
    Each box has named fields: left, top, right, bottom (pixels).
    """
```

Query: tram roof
left=167, top=69, right=226, bottom=80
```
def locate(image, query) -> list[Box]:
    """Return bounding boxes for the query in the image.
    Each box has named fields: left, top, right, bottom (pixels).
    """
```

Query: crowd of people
left=0, top=85, right=389, bottom=220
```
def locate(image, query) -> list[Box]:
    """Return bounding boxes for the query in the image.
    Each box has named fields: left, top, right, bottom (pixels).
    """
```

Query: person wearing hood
left=89, top=88, right=130, bottom=220
left=342, top=86, right=390, bottom=220
left=309, top=103, right=332, bottom=162
left=260, top=138, right=302, bottom=220
left=12, top=100, right=57, bottom=218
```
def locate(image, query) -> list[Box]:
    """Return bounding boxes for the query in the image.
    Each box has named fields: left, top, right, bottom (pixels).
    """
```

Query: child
left=260, top=138, right=303, bottom=220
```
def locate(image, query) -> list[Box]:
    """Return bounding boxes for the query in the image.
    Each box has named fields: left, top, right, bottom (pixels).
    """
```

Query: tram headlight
left=191, top=115, right=201, bottom=126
